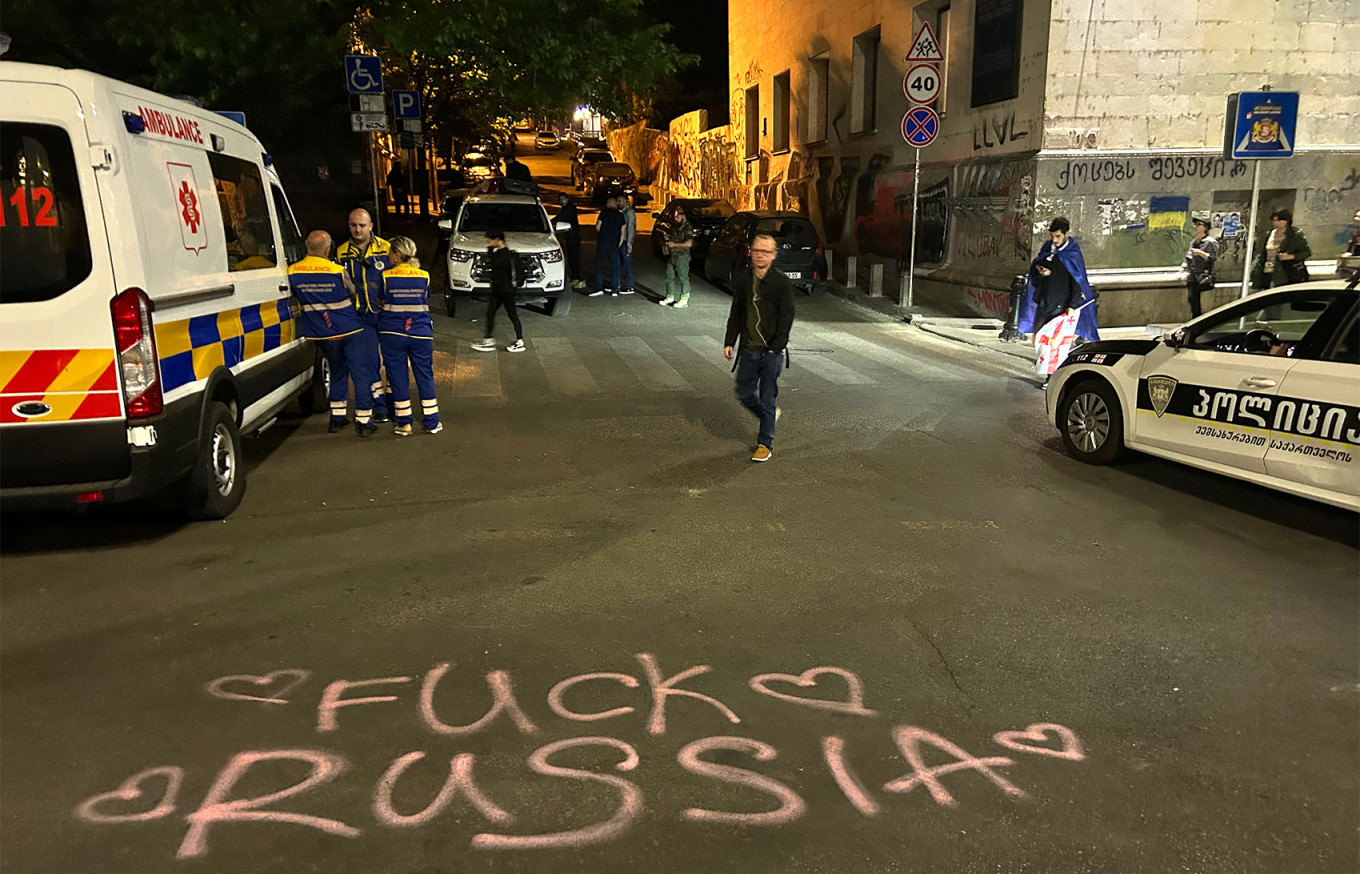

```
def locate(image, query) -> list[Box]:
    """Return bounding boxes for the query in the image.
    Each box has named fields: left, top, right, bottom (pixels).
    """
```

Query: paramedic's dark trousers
left=356, top=315, right=390, bottom=417
left=379, top=333, right=440, bottom=429
left=321, top=333, right=378, bottom=424
left=735, top=347, right=781, bottom=448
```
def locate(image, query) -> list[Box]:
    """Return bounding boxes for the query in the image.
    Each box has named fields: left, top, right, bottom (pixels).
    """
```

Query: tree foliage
left=4, top=0, right=690, bottom=146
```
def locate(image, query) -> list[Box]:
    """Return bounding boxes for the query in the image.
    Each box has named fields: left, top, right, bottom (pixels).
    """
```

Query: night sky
left=645, top=0, right=729, bottom=126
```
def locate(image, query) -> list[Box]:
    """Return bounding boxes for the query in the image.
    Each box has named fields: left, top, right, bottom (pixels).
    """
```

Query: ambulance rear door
left=0, top=79, right=129, bottom=489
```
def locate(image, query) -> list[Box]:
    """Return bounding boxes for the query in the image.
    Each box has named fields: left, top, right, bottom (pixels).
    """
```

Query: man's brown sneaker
left=751, top=445, right=772, bottom=462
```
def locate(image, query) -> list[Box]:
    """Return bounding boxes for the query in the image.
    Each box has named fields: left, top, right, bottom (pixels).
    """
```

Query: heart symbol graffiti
left=992, top=723, right=1085, bottom=761
left=204, top=669, right=312, bottom=705
left=73, top=766, right=183, bottom=823
left=749, top=667, right=877, bottom=716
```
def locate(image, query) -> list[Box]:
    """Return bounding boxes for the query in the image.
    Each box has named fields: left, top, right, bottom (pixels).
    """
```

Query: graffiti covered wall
left=605, top=122, right=665, bottom=185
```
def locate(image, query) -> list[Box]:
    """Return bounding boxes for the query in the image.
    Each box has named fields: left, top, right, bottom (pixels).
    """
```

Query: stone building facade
left=644, top=0, right=1360, bottom=325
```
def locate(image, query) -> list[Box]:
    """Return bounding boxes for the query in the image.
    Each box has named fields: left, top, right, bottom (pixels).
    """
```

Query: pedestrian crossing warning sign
left=905, top=22, right=944, bottom=62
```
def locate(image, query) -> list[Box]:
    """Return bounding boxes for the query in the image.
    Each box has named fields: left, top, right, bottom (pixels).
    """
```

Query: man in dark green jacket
left=723, top=233, right=795, bottom=462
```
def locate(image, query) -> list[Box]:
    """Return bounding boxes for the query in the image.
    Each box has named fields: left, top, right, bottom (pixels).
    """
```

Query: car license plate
left=785, top=272, right=801, bottom=279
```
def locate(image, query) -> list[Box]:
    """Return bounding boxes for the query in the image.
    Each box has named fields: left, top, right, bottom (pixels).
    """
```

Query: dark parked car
left=650, top=198, right=735, bottom=260
left=583, top=162, right=636, bottom=204
left=704, top=211, right=826, bottom=294
left=458, top=151, right=502, bottom=187
left=571, top=148, right=615, bottom=189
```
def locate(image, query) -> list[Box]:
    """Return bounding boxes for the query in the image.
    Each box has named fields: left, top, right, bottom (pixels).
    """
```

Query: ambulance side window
left=0, top=123, right=93, bottom=303
left=207, top=153, right=278, bottom=271
left=271, top=185, right=305, bottom=266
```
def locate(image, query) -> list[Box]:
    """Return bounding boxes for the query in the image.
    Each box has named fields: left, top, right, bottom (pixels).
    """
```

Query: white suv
left=439, top=194, right=571, bottom=318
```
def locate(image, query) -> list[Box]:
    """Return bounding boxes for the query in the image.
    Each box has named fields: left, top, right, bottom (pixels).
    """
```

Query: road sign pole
left=370, top=134, right=383, bottom=236
left=1239, top=160, right=1261, bottom=299
left=905, top=147, right=921, bottom=314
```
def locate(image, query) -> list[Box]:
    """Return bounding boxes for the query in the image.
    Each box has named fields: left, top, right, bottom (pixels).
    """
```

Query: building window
left=936, top=6, right=950, bottom=115
left=745, top=85, right=760, bottom=159
left=772, top=71, right=791, bottom=153
left=807, top=56, right=829, bottom=143
left=851, top=26, right=880, bottom=135
left=971, top=0, right=1022, bottom=107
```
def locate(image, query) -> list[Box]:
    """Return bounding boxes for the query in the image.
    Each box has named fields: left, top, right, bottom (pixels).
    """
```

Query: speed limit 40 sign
left=903, top=63, right=941, bottom=105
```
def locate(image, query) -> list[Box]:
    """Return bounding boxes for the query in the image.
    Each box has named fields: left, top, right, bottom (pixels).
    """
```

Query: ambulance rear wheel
left=182, top=401, right=246, bottom=519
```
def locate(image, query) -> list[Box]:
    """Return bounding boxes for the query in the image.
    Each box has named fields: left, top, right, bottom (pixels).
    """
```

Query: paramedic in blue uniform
left=336, top=208, right=393, bottom=422
left=379, top=236, right=443, bottom=436
left=289, top=230, right=379, bottom=437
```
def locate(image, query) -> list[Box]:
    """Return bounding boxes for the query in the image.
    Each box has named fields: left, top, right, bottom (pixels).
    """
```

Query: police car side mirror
left=438, top=219, right=452, bottom=232
left=1163, top=328, right=1187, bottom=349
left=553, top=221, right=571, bottom=232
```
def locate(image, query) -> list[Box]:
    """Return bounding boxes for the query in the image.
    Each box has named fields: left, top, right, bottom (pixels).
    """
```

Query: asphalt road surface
left=1, top=138, right=1357, bottom=874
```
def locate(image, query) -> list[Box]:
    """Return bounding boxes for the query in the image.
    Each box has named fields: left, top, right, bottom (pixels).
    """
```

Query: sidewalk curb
left=912, top=322, right=1035, bottom=361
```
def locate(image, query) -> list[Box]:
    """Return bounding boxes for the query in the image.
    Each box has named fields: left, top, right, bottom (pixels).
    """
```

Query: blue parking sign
left=345, top=55, right=383, bottom=94
left=393, top=90, right=421, bottom=119
left=1225, top=91, right=1298, bottom=159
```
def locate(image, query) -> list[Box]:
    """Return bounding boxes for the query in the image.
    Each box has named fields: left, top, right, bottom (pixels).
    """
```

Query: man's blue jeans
left=619, top=245, right=635, bottom=290
left=734, top=347, right=782, bottom=448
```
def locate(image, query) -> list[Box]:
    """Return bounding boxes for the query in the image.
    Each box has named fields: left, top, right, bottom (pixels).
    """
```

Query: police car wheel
left=1058, top=378, right=1127, bottom=465
left=182, top=401, right=246, bottom=519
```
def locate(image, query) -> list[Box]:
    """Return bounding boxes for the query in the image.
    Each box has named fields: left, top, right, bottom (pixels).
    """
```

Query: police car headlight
left=541, top=249, right=563, bottom=263
left=449, top=248, right=474, bottom=262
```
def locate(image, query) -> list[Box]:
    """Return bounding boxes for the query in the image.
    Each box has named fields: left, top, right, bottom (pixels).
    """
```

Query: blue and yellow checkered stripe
left=155, top=299, right=297, bottom=392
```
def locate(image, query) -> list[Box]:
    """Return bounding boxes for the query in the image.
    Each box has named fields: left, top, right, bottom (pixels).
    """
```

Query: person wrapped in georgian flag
left=1018, top=216, right=1101, bottom=373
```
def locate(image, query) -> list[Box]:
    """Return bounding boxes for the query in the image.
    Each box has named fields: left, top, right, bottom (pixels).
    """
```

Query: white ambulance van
left=0, top=63, right=324, bottom=518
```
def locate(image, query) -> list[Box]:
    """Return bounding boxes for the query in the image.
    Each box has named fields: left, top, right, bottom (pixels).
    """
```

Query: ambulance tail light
left=111, top=288, right=163, bottom=419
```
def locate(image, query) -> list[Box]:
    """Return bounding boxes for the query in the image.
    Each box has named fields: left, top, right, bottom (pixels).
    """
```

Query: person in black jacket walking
left=472, top=229, right=526, bottom=352
left=723, top=233, right=795, bottom=462
left=555, top=192, right=585, bottom=290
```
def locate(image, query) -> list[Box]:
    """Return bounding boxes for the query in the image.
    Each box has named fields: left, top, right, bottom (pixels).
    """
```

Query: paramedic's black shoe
left=371, top=412, right=391, bottom=424
left=327, top=417, right=349, bottom=433
left=354, top=421, right=378, bottom=438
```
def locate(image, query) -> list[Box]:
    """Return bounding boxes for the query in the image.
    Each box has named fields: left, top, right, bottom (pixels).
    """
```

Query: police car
left=1, top=63, right=323, bottom=518
left=1047, top=280, right=1359, bottom=511
left=438, top=193, right=571, bottom=319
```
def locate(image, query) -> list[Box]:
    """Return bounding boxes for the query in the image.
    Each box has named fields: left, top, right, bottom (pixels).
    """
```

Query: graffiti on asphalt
left=74, top=653, right=1086, bottom=860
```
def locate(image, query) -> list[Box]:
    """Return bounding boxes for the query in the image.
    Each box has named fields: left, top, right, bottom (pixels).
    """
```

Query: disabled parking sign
left=345, top=55, right=383, bottom=94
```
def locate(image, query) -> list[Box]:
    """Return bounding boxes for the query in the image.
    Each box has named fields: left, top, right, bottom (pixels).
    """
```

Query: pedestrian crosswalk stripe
left=788, top=349, right=876, bottom=385
left=676, top=336, right=737, bottom=373
left=807, top=326, right=971, bottom=382
left=531, top=337, right=601, bottom=395
left=450, top=345, right=503, bottom=398
left=608, top=337, right=693, bottom=392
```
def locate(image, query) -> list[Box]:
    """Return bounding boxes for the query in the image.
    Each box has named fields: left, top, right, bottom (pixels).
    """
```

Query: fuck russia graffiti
left=73, top=653, right=1086, bottom=861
